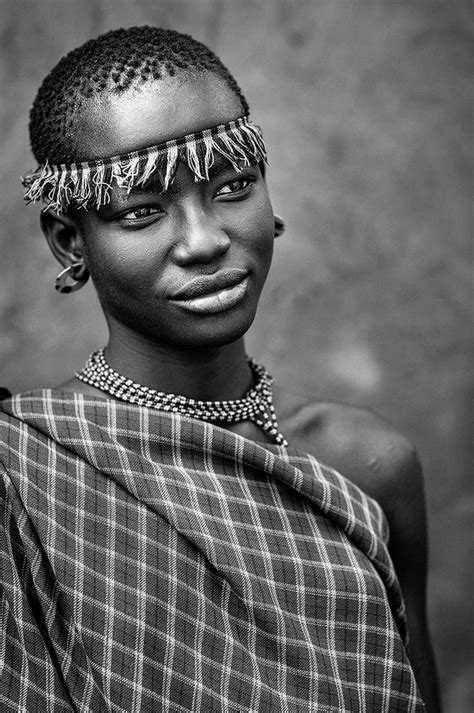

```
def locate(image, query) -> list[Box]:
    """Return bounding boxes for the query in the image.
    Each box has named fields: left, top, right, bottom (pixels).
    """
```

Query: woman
left=1, top=26, right=439, bottom=711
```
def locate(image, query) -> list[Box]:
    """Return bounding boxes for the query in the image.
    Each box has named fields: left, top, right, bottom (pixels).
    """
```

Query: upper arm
left=313, top=406, right=442, bottom=711
left=281, top=398, right=441, bottom=709
left=372, top=434, right=441, bottom=712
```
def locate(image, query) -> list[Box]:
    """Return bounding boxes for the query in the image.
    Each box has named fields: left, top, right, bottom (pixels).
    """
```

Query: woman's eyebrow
left=207, top=160, right=241, bottom=180
left=125, top=160, right=247, bottom=196
left=131, top=174, right=164, bottom=194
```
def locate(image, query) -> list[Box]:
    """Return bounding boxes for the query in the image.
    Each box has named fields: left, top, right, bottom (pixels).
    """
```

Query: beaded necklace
left=76, top=349, right=288, bottom=447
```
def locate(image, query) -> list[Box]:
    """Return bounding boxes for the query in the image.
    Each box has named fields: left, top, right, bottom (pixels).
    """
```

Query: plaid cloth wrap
left=0, top=391, right=424, bottom=712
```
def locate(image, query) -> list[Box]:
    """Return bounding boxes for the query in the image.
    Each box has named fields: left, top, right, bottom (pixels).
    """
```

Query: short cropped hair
left=29, top=26, right=250, bottom=165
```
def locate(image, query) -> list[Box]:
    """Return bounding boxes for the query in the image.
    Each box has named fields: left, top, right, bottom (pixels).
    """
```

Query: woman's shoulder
left=1, top=375, right=100, bottom=395
left=5, top=378, right=107, bottom=400
left=57, top=377, right=104, bottom=397
left=276, top=388, right=422, bottom=506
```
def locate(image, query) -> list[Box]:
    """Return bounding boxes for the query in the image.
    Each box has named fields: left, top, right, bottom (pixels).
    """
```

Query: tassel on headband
left=21, top=116, right=267, bottom=214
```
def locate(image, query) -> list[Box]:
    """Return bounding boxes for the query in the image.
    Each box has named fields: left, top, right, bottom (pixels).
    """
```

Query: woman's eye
left=121, top=206, right=162, bottom=222
left=215, top=177, right=254, bottom=198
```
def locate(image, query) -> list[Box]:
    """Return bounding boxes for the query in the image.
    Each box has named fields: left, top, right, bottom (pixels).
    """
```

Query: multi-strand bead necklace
left=76, top=349, right=288, bottom=447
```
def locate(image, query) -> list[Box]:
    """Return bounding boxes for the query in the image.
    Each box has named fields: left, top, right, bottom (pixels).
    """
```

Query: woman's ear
left=40, top=210, right=85, bottom=268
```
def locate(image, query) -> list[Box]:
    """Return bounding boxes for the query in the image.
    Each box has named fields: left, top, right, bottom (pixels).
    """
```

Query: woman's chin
left=170, top=309, right=257, bottom=350
left=106, top=288, right=261, bottom=352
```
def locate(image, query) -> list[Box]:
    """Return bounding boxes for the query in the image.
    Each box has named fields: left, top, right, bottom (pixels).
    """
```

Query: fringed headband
left=21, top=115, right=267, bottom=214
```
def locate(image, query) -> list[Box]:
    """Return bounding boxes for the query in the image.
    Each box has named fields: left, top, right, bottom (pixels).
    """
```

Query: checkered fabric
left=0, top=391, right=424, bottom=712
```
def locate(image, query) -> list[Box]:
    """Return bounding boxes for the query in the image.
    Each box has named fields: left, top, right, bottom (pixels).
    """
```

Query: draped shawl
left=0, top=391, right=424, bottom=712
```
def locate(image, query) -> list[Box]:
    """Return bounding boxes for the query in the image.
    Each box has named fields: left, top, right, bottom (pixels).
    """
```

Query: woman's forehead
left=74, top=73, right=243, bottom=162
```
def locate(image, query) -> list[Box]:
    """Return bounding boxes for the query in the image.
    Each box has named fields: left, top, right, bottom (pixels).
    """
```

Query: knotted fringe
left=21, top=116, right=267, bottom=214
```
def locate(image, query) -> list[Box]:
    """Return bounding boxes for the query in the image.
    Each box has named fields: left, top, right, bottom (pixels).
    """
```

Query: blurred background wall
left=0, top=0, right=472, bottom=709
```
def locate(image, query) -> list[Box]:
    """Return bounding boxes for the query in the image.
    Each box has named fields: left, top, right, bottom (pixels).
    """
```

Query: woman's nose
left=172, top=207, right=231, bottom=265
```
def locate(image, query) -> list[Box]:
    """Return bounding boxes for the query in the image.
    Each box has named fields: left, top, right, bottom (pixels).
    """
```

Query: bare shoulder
left=277, top=390, right=440, bottom=708
left=57, top=376, right=105, bottom=398
left=276, top=389, right=423, bottom=511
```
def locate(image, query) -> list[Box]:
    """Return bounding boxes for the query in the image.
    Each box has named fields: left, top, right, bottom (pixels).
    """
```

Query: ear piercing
left=54, top=262, right=89, bottom=293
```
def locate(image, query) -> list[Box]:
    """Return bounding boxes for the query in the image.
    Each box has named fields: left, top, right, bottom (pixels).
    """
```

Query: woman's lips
left=171, top=268, right=248, bottom=299
left=170, top=269, right=249, bottom=314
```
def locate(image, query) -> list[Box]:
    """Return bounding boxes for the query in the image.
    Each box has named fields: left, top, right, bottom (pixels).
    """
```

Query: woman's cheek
left=239, top=199, right=274, bottom=251
left=86, top=231, right=159, bottom=285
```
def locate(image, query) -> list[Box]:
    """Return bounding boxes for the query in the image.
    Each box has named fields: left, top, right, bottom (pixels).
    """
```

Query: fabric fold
left=1, top=391, right=423, bottom=711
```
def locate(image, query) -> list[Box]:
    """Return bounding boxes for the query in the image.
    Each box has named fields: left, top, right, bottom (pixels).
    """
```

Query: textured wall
left=1, top=1, right=472, bottom=709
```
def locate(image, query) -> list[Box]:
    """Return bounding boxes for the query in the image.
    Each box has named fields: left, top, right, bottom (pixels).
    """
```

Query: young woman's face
left=72, top=73, right=275, bottom=350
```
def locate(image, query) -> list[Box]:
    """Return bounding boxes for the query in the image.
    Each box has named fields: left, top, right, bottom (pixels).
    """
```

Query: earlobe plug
left=273, top=214, right=285, bottom=238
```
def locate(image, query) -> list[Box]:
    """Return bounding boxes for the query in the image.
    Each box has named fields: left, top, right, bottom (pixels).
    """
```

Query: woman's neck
left=104, top=326, right=253, bottom=402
